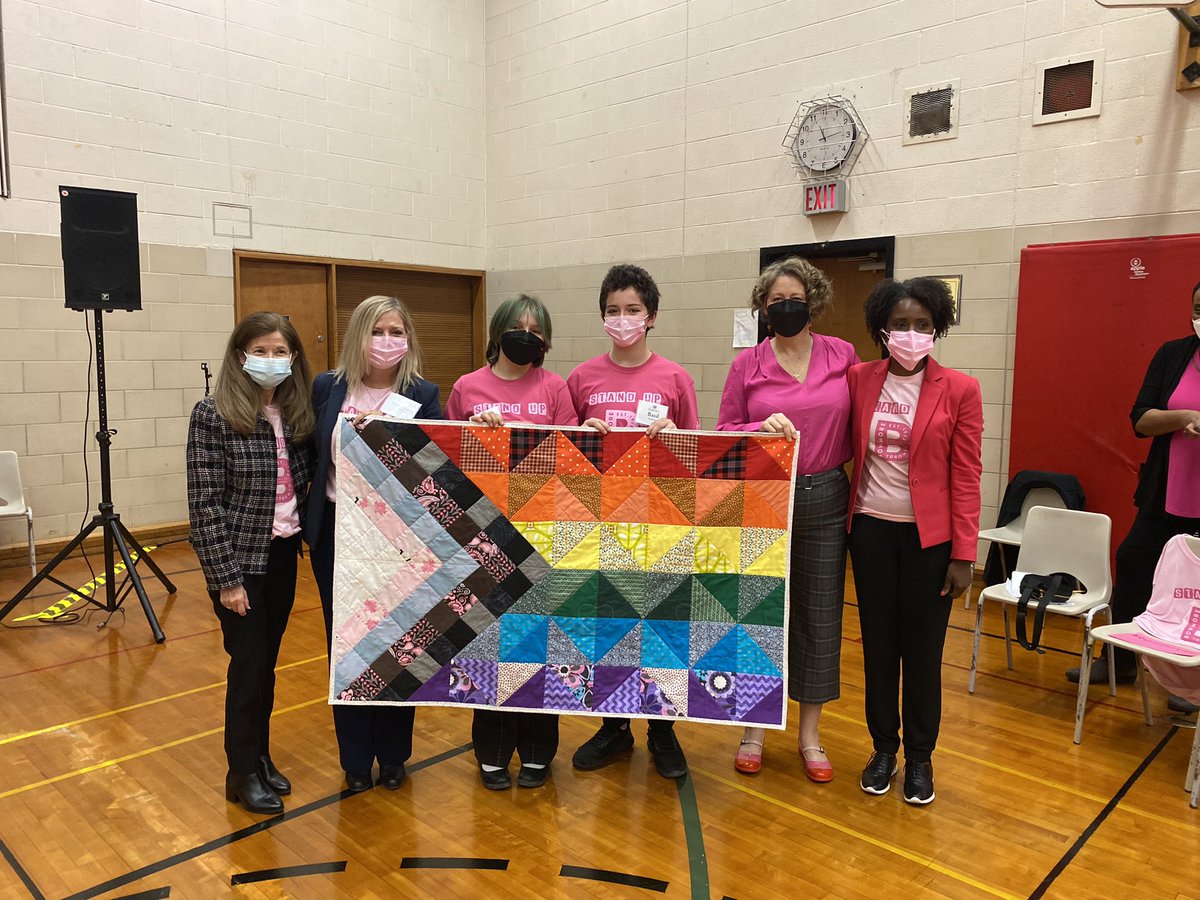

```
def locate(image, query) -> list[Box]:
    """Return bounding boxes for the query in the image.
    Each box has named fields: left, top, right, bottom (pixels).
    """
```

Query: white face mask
left=883, top=330, right=935, bottom=371
left=1193, top=316, right=1200, bottom=341
left=242, top=355, right=292, bottom=388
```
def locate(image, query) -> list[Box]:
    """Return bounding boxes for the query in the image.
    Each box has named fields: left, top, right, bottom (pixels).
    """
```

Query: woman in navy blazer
left=846, top=277, right=983, bottom=806
left=305, top=295, right=441, bottom=793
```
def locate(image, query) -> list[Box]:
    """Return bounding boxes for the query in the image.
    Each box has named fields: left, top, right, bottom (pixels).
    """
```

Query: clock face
left=794, top=104, right=858, bottom=173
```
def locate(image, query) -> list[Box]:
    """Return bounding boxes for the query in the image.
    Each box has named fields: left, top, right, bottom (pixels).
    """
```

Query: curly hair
left=863, top=277, right=957, bottom=349
left=598, top=264, right=661, bottom=316
left=749, top=257, right=833, bottom=320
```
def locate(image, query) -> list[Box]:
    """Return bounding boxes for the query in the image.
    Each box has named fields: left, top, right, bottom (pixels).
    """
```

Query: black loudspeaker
left=60, top=185, right=141, bottom=311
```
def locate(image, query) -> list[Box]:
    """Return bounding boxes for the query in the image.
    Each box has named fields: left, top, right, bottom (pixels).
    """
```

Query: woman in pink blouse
left=447, top=294, right=577, bottom=790
left=717, top=257, right=859, bottom=781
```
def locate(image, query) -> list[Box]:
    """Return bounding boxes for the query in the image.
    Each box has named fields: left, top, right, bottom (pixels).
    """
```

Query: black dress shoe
left=378, top=764, right=407, bottom=790
left=517, top=765, right=549, bottom=788
left=1066, top=658, right=1136, bottom=685
left=479, top=766, right=512, bottom=790
left=345, top=771, right=373, bottom=793
left=225, top=772, right=283, bottom=815
left=258, top=756, right=291, bottom=795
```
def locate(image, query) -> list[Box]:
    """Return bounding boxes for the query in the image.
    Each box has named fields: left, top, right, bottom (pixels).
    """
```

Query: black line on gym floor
left=113, top=888, right=170, bottom=899
left=399, top=857, right=509, bottom=870
left=560, top=865, right=668, bottom=892
left=63, top=742, right=472, bottom=900
left=1028, top=725, right=1178, bottom=899
left=0, top=837, right=46, bottom=900
left=230, top=861, right=347, bottom=885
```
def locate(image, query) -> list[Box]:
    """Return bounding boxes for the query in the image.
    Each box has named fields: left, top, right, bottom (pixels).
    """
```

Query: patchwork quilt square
left=331, top=420, right=797, bottom=727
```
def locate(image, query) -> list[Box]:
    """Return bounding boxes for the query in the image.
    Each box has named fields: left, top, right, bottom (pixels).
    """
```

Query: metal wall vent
left=1034, top=52, right=1104, bottom=124
left=902, top=81, right=959, bottom=145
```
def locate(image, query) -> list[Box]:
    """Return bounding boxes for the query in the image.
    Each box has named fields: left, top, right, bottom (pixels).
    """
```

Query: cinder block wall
left=0, top=0, right=486, bottom=549
left=482, top=2, right=1200, bottom=561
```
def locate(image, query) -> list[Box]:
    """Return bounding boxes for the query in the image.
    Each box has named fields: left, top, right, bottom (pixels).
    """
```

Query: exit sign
left=803, top=178, right=849, bottom=215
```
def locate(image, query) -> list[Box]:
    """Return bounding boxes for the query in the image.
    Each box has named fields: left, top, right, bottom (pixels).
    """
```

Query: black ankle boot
left=225, top=772, right=283, bottom=815
left=258, top=756, right=291, bottom=795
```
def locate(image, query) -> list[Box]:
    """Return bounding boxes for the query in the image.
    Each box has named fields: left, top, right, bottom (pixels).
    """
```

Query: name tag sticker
left=634, top=400, right=668, bottom=426
left=380, top=393, right=421, bottom=419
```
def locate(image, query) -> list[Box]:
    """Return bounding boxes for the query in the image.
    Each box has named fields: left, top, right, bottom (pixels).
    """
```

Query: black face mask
left=766, top=299, right=810, bottom=337
left=500, top=329, right=546, bottom=366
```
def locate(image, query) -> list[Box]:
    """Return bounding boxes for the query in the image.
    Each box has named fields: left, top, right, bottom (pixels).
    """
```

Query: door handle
left=317, top=334, right=326, bottom=343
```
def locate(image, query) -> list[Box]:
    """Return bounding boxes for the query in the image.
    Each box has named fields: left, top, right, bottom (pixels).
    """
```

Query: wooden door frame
left=233, top=250, right=488, bottom=369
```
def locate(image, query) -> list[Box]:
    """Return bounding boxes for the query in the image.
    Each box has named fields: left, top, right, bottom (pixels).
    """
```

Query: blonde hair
left=213, top=312, right=314, bottom=439
left=750, top=256, right=833, bottom=321
left=335, top=295, right=423, bottom=391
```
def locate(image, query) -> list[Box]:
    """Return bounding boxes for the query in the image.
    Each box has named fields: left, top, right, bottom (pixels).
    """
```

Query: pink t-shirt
left=568, top=353, right=700, bottom=430
left=263, top=404, right=299, bottom=538
left=854, top=369, right=925, bottom=522
left=1166, top=354, right=1200, bottom=517
left=446, top=365, right=576, bottom=426
left=1134, top=534, right=1200, bottom=703
left=717, top=334, right=858, bottom=474
left=325, top=384, right=396, bottom=502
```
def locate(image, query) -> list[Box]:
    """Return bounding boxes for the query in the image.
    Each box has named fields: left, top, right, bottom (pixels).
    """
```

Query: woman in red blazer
left=846, top=277, right=983, bottom=806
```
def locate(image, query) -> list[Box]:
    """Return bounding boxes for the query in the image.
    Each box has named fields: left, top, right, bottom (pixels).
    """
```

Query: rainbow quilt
left=330, top=420, right=797, bottom=727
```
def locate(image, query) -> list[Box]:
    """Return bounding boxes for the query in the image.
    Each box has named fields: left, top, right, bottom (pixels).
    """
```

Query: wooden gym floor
left=0, top=542, right=1197, bottom=899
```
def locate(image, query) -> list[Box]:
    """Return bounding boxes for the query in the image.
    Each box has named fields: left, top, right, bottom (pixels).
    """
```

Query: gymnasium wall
left=483, top=1, right=1200, bottom=560
left=0, top=0, right=485, bottom=546
left=3, top=0, right=1200, bottom=560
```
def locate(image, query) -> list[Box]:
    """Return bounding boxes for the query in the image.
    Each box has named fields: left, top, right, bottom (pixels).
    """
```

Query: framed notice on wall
left=929, top=274, right=962, bottom=324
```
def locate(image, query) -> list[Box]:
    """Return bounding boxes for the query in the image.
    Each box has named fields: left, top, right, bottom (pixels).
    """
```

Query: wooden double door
left=234, top=252, right=486, bottom=400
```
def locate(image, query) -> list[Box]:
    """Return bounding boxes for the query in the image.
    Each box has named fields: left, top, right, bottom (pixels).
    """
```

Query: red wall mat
left=1011, top=233, right=1200, bottom=546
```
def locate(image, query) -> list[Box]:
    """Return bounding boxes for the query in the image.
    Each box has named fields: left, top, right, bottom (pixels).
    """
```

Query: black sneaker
left=859, top=751, right=898, bottom=795
left=646, top=726, right=688, bottom=778
left=1065, top=658, right=1136, bottom=685
left=572, top=722, right=634, bottom=770
left=903, top=760, right=935, bottom=805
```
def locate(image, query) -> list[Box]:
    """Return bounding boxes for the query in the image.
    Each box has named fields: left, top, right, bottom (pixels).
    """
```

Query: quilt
left=330, top=419, right=797, bottom=727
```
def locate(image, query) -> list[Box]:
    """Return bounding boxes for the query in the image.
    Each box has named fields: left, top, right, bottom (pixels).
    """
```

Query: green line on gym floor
left=675, top=772, right=710, bottom=900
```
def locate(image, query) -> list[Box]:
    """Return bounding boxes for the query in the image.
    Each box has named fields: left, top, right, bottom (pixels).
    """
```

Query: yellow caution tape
left=14, top=545, right=158, bottom=621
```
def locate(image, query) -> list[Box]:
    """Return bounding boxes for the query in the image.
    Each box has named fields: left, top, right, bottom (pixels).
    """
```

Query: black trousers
left=472, top=710, right=559, bottom=767
left=601, top=717, right=676, bottom=737
left=849, top=515, right=953, bottom=762
left=1110, top=509, right=1200, bottom=671
left=312, top=501, right=414, bottom=774
left=210, top=534, right=299, bottom=775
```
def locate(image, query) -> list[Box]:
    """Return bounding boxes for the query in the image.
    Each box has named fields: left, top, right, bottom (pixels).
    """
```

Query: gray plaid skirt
left=786, top=465, right=850, bottom=705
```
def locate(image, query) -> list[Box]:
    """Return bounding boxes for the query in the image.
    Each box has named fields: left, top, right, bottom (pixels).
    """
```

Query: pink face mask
left=369, top=335, right=408, bottom=368
left=884, top=329, right=935, bottom=371
left=604, top=315, right=647, bottom=347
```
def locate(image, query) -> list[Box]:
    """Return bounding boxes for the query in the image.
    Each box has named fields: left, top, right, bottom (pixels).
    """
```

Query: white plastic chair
left=0, top=451, right=36, bottom=576
left=968, top=506, right=1113, bottom=743
left=970, top=487, right=1068, bottom=609
left=1087, top=622, right=1200, bottom=808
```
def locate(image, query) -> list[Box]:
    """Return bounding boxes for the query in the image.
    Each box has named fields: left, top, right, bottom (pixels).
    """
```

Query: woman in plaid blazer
left=304, top=296, right=441, bottom=794
left=187, top=312, right=315, bottom=815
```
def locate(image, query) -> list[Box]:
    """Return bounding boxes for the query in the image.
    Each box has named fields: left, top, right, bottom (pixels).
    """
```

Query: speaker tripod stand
left=1, top=309, right=174, bottom=641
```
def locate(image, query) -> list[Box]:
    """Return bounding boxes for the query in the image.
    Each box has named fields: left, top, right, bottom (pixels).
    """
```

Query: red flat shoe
left=734, top=739, right=763, bottom=775
left=801, top=746, right=833, bottom=783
